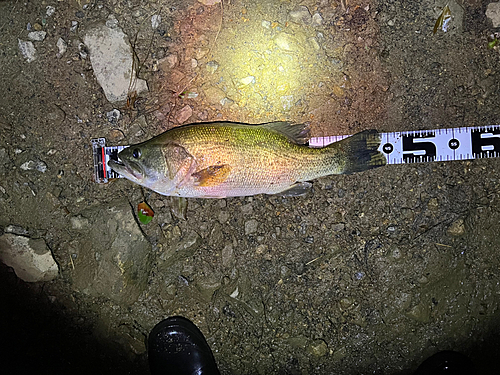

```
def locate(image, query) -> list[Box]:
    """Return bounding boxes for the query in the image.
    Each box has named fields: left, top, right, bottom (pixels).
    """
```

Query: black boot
left=148, top=316, right=221, bottom=375
left=414, top=350, right=475, bottom=375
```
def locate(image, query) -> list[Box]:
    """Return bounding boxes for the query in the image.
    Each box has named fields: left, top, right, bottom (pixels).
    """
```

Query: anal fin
left=276, top=182, right=312, bottom=197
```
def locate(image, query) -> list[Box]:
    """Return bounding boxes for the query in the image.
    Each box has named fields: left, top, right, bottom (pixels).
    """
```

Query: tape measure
left=92, top=125, right=500, bottom=183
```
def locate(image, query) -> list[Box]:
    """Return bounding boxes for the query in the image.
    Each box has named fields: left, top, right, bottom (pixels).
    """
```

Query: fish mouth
left=108, top=159, right=143, bottom=180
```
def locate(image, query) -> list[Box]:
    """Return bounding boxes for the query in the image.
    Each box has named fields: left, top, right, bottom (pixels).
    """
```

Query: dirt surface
left=1, top=0, right=500, bottom=374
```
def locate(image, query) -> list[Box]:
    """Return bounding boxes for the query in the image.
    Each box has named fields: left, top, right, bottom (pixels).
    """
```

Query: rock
left=448, top=218, right=465, bottom=236
left=160, top=230, right=201, bottom=267
left=83, top=24, right=148, bottom=103
left=46, top=5, right=55, bottom=17
left=71, top=199, right=152, bottom=305
left=20, top=159, right=47, bottom=173
left=28, top=31, right=47, bottom=41
left=308, top=340, right=328, bottom=357
left=18, top=39, right=36, bottom=62
left=164, top=53, right=178, bottom=68
left=0, top=234, right=59, bottom=282
left=196, top=47, right=210, bottom=59
left=70, top=215, right=90, bottom=230
left=486, top=2, right=500, bottom=27
left=312, top=13, right=323, bottom=26
left=151, top=14, right=161, bottom=29
left=105, top=15, right=119, bottom=28
left=198, top=0, right=221, bottom=5
left=245, top=219, right=259, bottom=235
left=261, top=20, right=271, bottom=29
left=106, top=109, right=121, bottom=124
left=175, top=105, right=193, bottom=124
left=289, top=6, right=312, bottom=25
left=221, top=244, right=234, bottom=267
left=56, top=38, right=67, bottom=58
left=239, top=76, right=255, bottom=86
left=206, top=60, right=219, bottom=74
left=4, top=225, right=29, bottom=236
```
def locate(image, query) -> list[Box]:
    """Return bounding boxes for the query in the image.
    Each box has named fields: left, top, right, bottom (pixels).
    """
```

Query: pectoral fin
left=192, top=164, right=232, bottom=187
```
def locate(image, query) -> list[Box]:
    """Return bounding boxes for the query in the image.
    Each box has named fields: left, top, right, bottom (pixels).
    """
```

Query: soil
left=1, top=0, right=500, bottom=374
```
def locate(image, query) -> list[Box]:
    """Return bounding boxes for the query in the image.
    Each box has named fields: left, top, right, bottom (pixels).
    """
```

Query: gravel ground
left=1, top=0, right=500, bottom=374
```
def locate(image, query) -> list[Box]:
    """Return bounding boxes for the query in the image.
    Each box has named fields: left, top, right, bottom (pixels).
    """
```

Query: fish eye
left=132, top=148, right=141, bottom=159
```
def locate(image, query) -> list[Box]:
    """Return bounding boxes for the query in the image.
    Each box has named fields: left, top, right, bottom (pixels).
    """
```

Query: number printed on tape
left=310, top=125, right=500, bottom=165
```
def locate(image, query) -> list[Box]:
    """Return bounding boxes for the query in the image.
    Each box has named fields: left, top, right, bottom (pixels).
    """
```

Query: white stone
left=28, top=31, right=47, bottom=41
left=18, top=39, right=36, bottom=62
left=240, top=76, right=255, bottom=86
left=83, top=24, right=148, bottom=103
left=56, top=37, right=67, bottom=58
left=46, top=6, right=55, bottom=17
left=20, top=159, right=47, bottom=172
left=486, top=2, right=500, bottom=27
left=0, top=234, right=59, bottom=282
left=151, top=14, right=161, bottom=29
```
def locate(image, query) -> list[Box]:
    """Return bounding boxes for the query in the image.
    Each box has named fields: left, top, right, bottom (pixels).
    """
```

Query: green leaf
left=137, top=201, right=154, bottom=224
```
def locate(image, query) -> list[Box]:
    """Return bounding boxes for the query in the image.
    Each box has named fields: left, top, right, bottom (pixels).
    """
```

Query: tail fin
left=335, top=130, right=386, bottom=174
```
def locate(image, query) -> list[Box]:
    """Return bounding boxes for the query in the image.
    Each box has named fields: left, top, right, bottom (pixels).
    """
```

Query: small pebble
left=57, top=38, right=67, bottom=58
left=448, top=219, right=465, bottom=236
left=46, top=5, right=55, bottom=17
left=18, top=39, right=36, bottom=62
left=151, top=14, right=161, bottom=29
left=106, top=109, right=121, bottom=124
left=261, top=20, right=271, bottom=29
left=240, top=76, right=255, bottom=86
left=312, top=13, right=323, bottom=26
left=28, top=31, right=46, bottom=41
left=289, top=6, right=312, bottom=25
left=106, top=15, right=119, bottom=28
left=20, top=160, right=47, bottom=173
left=245, top=219, right=259, bottom=235
left=206, top=60, right=219, bottom=74
left=175, top=105, right=193, bottom=124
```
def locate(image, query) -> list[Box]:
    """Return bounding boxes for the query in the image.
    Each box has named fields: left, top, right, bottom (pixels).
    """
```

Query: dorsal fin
left=260, top=121, right=311, bottom=145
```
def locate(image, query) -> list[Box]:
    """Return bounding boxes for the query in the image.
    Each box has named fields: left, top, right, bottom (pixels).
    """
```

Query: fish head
left=109, top=143, right=174, bottom=193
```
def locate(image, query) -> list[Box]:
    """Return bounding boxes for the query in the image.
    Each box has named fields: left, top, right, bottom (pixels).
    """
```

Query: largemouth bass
left=108, top=122, right=385, bottom=198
